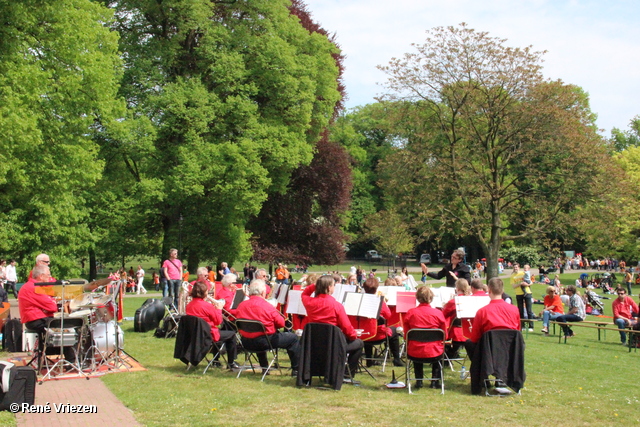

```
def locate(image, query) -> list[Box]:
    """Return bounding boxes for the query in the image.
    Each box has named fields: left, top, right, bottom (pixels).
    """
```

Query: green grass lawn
left=100, top=281, right=640, bottom=427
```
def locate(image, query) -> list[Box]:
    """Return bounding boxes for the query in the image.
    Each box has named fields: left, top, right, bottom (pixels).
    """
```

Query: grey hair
left=196, top=267, right=208, bottom=276
left=248, top=279, right=267, bottom=296
left=254, top=268, right=268, bottom=280
left=35, top=253, right=49, bottom=263
left=222, top=273, right=237, bottom=287
left=32, top=264, right=50, bottom=280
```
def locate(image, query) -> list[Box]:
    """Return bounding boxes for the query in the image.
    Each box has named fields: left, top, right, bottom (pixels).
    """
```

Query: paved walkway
left=6, top=303, right=140, bottom=427
left=15, top=377, right=140, bottom=427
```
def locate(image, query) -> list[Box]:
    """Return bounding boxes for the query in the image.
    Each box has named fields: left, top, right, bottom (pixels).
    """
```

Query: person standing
left=5, top=259, right=18, bottom=299
left=421, top=249, right=471, bottom=288
left=136, top=265, right=147, bottom=294
left=163, top=249, right=183, bottom=306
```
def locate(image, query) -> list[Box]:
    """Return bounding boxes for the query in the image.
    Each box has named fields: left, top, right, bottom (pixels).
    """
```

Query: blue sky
left=302, top=0, right=640, bottom=134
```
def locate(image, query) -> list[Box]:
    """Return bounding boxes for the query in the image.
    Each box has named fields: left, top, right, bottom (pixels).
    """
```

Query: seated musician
left=359, top=278, right=403, bottom=367
left=442, top=278, right=471, bottom=359
left=216, top=273, right=239, bottom=323
left=302, top=275, right=364, bottom=380
left=470, top=278, right=488, bottom=296
left=18, top=264, right=75, bottom=362
left=404, top=286, right=447, bottom=389
left=185, top=282, right=239, bottom=370
left=464, top=278, right=520, bottom=358
left=187, top=267, right=215, bottom=294
left=236, top=279, right=300, bottom=375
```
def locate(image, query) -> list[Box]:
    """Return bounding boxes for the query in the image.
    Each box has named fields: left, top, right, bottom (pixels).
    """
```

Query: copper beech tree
left=378, top=24, right=608, bottom=279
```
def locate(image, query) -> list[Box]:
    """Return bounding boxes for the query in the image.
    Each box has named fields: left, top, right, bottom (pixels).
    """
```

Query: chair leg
left=406, top=360, right=413, bottom=394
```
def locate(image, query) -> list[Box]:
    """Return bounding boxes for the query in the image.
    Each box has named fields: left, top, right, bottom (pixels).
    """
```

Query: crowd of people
left=4, top=247, right=640, bottom=392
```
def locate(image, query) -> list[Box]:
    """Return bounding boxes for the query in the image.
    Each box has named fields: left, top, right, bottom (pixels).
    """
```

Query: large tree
left=378, top=24, right=607, bottom=278
left=0, top=0, right=124, bottom=277
left=100, top=0, right=342, bottom=268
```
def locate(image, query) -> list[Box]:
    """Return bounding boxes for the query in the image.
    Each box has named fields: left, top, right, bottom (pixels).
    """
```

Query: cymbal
left=84, top=278, right=112, bottom=292
left=78, top=304, right=101, bottom=309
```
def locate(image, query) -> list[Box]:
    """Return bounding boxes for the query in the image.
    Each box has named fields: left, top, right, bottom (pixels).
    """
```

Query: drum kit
left=42, top=278, right=128, bottom=378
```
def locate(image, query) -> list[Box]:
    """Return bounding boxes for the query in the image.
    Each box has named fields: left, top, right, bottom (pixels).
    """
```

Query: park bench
left=550, top=320, right=640, bottom=352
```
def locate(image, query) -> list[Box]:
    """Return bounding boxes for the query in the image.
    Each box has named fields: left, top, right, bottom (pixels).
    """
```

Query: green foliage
left=500, top=245, right=545, bottom=267
left=102, top=0, right=342, bottom=265
left=362, top=209, right=415, bottom=258
left=377, top=24, right=607, bottom=278
left=610, top=115, right=640, bottom=152
left=0, top=0, right=125, bottom=276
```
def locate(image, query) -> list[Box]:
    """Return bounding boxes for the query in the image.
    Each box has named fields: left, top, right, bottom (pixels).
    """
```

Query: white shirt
left=5, top=264, right=17, bottom=282
left=136, top=268, right=145, bottom=278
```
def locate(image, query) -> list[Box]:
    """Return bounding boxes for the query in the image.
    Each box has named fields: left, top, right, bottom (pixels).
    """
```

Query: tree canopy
left=378, top=24, right=608, bottom=278
left=0, top=0, right=124, bottom=276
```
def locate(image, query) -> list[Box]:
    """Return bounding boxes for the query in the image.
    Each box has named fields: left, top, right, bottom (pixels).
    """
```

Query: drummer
left=18, top=264, right=74, bottom=363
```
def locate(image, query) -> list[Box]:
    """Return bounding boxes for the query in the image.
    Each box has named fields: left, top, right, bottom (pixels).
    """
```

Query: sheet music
left=333, top=284, right=356, bottom=303
left=342, top=292, right=382, bottom=319
left=358, top=294, right=382, bottom=319
left=395, top=291, right=418, bottom=313
left=286, top=290, right=307, bottom=316
left=377, top=286, right=400, bottom=306
left=276, top=284, right=289, bottom=305
left=270, top=283, right=281, bottom=300
left=455, top=295, right=490, bottom=318
left=431, top=287, right=456, bottom=309
left=342, top=292, right=362, bottom=316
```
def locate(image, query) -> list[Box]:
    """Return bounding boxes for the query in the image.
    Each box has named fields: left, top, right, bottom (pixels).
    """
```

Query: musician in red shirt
left=302, top=275, right=364, bottom=380
left=465, top=277, right=520, bottom=356
left=403, top=286, right=447, bottom=389
left=18, top=264, right=76, bottom=362
left=358, top=278, right=403, bottom=367
left=185, top=282, right=238, bottom=370
left=442, top=279, right=472, bottom=358
left=236, top=279, right=300, bottom=374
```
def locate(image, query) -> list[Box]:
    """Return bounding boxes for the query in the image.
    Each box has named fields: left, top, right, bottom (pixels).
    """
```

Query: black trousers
left=5, top=281, right=17, bottom=299
left=25, top=317, right=76, bottom=363
left=241, top=332, right=301, bottom=370
left=346, top=339, right=364, bottom=378
left=217, top=330, right=237, bottom=363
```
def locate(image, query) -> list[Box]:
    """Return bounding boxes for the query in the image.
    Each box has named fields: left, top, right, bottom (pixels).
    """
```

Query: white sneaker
left=528, top=328, right=534, bottom=332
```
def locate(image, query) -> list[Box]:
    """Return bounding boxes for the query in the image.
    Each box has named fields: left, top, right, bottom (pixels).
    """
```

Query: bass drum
left=91, top=321, right=124, bottom=355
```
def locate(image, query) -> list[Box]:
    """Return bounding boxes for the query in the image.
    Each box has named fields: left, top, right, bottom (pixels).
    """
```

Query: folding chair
left=469, top=329, right=525, bottom=396
left=444, top=340, right=468, bottom=376
left=162, top=296, right=180, bottom=338
left=173, top=315, right=227, bottom=374
left=405, top=328, right=446, bottom=394
left=235, top=319, right=282, bottom=381
left=296, top=323, right=348, bottom=390
left=362, top=317, right=391, bottom=373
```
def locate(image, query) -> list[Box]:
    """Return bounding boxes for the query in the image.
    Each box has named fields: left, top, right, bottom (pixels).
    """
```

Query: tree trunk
left=89, top=249, right=97, bottom=281
left=485, top=201, right=502, bottom=280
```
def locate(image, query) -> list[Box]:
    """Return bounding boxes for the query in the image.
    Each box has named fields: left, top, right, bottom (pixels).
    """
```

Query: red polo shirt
left=302, top=284, right=357, bottom=340
left=18, top=279, right=58, bottom=323
left=469, top=299, right=520, bottom=343
left=236, top=295, right=285, bottom=338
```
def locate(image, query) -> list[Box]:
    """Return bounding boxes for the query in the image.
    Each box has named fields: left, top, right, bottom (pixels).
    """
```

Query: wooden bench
left=549, top=319, right=610, bottom=340
left=550, top=320, right=640, bottom=352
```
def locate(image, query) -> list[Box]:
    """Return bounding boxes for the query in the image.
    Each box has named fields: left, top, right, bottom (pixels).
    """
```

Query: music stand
left=102, top=279, right=132, bottom=371
left=38, top=280, right=88, bottom=381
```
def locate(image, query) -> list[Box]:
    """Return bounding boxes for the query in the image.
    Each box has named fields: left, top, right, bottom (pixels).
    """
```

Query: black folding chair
left=235, top=319, right=281, bottom=381
left=405, top=328, right=446, bottom=394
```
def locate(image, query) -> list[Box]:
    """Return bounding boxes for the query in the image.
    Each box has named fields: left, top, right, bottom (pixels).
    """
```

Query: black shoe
left=393, top=358, right=405, bottom=367
left=291, top=370, right=298, bottom=377
left=414, top=380, right=423, bottom=389
left=430, top=381, right=441, bottom=389
left=227, top=362, right=240, bottom=370
left=366, top=360, right=374, bottom=367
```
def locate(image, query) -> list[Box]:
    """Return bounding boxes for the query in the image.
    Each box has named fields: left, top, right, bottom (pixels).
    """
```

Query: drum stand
left=40, top=281, right=88, bottom=382
left=102, top=280, right=132, bottom=372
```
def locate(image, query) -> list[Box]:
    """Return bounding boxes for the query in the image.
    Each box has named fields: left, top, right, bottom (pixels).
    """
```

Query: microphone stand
left=40, top=280, right=87, bottom=381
